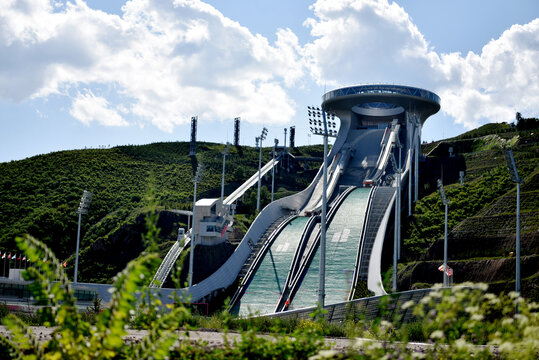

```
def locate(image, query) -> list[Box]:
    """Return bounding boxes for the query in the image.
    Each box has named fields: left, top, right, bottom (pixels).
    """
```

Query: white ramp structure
left=177, top=85, right=440, bottom=307
left=224, top=155, right=281, bottom=206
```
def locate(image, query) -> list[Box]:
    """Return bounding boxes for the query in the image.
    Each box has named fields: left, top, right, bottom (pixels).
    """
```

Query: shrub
left=0, top=234, right=191, bottom=359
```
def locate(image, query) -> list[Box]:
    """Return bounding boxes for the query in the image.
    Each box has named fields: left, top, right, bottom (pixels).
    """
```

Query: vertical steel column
left=189, top=164, right=204, bottom=288
left=271, top=141, right=276, bottom=202
left=443, top=201, right=449, bottom=287
left=319, top=110, right=329, bottom=308
left=437, top=178, right=450, bottom=287
left=256, top=128, right=268, bottom=212
left=397, top=146, right=401, bottom=260
left=256, top=142, right=262, bottom=211
left=74, top=212, right=82, bottom=283
left=408, top=114, right=413, bottom=217
left=414, top=120, right=420, bottom=202
left=220, top=152, right=227, bottom=202
left=505, top=149, right=521, bottom=296
left=392, top=186, right=398, bottom=292
left=189, top=180, right=198, bottom=288
left=516, top=181, right=521, bottom=294
left=74, top=190, right=92, bottom=283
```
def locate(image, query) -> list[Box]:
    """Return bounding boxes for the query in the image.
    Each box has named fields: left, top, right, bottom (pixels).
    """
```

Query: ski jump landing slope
left=182, top=85, right=440, bottom=305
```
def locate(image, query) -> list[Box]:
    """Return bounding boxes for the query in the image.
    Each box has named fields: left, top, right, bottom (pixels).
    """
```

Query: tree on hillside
left=516, top=112, right=539, bottom=131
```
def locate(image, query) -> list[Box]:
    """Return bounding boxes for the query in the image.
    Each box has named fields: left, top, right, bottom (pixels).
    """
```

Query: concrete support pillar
left=414, top=119, right=420, bottom=202
left=408, top=113, right=413, bottom=217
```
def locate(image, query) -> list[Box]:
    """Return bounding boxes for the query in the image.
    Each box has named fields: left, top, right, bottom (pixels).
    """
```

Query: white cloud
left=1, top=0, right=537, bottom=133
left=70, top=90, right=127, bottom=126
left=0, top=0, right=304, bottom=130
left=303, top=0, right=539, bottom=128
left=303, top=0, right=435, bottom=87
left=436, top=20, right=539, bottom=128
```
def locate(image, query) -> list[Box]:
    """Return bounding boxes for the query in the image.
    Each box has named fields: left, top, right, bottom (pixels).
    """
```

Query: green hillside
left=0, top=142, right=321, bottom=283
left=397, top=128, right=539, bottom=300
left=1, top=123, right=537, bottom=297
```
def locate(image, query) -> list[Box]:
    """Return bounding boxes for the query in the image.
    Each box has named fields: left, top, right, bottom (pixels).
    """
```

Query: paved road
left=0, top=326, right=351, bottom=351
left=0, top=326, right=495, bottom=356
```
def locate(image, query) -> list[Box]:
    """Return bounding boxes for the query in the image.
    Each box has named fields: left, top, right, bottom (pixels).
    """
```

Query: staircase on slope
left=237, top=215, right=289, bottom=279
left=358, top=187, right=396, bottom=280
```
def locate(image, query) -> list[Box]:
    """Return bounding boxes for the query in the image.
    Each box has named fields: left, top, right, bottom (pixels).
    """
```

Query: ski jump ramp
left=180, top=85, right=440, bottom=307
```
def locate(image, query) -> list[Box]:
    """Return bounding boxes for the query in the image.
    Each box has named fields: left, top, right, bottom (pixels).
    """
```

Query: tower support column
left=414, top=118, right=420, bottom=202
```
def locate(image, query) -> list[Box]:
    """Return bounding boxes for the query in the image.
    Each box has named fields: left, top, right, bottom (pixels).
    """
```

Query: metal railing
left=266, top=288, right=434, bottom=324
left=228, top=215, right=297, bottom=310
left=275, top=186, right=357, bottom=312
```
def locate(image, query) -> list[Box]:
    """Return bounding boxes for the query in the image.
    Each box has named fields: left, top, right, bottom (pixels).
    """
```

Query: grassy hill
left=1, top=123, right=537, bottom=298
left=0, top=142, right=322, bottom=283
left=397, top=127, right=539, bottom=300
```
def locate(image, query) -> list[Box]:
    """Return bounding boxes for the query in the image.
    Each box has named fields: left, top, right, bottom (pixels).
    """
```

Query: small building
left=193, top=198, right=231, bottom=245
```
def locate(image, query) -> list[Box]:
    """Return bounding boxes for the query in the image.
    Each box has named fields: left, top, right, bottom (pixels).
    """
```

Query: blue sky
left=0, top=0, right=538, bottom=162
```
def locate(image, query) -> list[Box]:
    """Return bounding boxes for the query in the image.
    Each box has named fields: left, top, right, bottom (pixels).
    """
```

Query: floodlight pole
left=74, top=190, right=92, bottom=283
left=319, top=109, right=329, bottom=308
left=257, top=137, right=262, bottom=211
left=414, top=118, right=420, bottom=202
left=189, top=164, right=204, bottom=288
left=437, top=179, right=450, bottom=287
left=391, top=152, right=401, bottom=292
left=516, top=181, right=520, bottom=293
left=74, top=212, right=82, bottom=283
left=189, top=178, right=198, bottom=288
left=408, top=114, right=413, bottom=217
left=308, top=105, right=337, bottom=308
left=271, top=139, right=278, bottom=202
left=256, top=128, right=268, bottom=212
left=221, top=143, right=230, bottom=202
left=392, top=173, right=398, bottom=292
left=443, top=199, right=449, bottom=287
left=397, top=143, right=402, bottom=260
left=505, top=149, right=521, bottom=295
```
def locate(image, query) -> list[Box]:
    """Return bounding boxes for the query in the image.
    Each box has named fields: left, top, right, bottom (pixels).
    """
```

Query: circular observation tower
left=321, top=84, right=440, bottom=127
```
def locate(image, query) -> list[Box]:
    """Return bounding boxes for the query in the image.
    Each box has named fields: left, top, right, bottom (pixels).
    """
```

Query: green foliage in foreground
left=1, top=233, right=538, bottom=359
left=0, top=199, right=537, bottom=359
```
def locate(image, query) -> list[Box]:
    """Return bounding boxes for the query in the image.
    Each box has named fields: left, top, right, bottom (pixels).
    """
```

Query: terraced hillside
left=397, top=127, right=539, bottom=301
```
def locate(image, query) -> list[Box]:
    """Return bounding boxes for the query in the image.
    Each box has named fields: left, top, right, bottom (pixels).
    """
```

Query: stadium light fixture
left=256, top=127, right=268, bottom=212
left=308, top=106, right=338, bottom=138
left=74, top=190, right=93, bottom=283
left=504, top=149, right=522, bottom=296
left=189, top=163, right=205, bottom=288
left=437, top=179, right=451, bottom=287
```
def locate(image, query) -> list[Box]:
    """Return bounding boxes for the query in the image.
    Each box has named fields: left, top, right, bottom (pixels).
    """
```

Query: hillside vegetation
left=399, top=126, right=539, bottom=300
left=1, top=121, right=537, bottom=295
left=0, top=142, right=321, bottom=283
